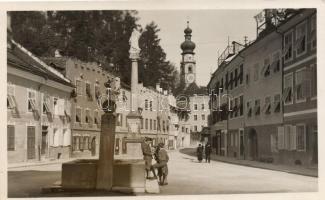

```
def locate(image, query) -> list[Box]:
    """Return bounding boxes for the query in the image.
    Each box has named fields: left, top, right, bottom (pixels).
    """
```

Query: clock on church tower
left=180, top=21, right=196, bottom=87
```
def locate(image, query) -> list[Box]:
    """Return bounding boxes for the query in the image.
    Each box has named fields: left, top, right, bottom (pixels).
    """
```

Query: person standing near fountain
left=141, top=137, right=155, bottom=179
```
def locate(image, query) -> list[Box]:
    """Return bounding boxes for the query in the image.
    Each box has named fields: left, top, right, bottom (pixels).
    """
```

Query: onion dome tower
left=180, top=21, right=196, bottom=87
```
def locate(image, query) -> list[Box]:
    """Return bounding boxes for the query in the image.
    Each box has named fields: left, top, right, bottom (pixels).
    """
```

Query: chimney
left=156, top=82, right=161, bottom=92
left=55, top=49, right=62, bottom=58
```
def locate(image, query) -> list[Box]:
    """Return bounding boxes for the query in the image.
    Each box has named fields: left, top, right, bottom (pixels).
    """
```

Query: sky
left=137, top=10, right=259, bottom=87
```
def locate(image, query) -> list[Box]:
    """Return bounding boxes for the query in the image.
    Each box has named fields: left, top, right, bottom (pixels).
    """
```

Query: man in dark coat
left=151, top=143, right=169, bottom=185
left=141, top=137, right=154, bottom=179
left=205, top=142, right=212, bottom=163
left=197, top=144, right=203, bottom=162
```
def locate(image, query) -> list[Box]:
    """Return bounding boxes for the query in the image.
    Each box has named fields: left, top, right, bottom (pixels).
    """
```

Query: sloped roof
left=182, top=82, right=208, bottom=96
left=42, top=57, right=67, bottom=71
left=8, top=40, right=72, bottom=87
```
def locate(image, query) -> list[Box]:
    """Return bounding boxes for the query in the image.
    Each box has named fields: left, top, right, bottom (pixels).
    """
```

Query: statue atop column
left=129, top=27, right=141, bottom=59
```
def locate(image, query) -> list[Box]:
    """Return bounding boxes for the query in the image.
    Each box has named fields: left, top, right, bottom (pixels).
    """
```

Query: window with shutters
left=284, top=125, right=291, bottom=150
left=272, top=51, right=281, bottom=73
left=310, top=14, right=316, bottom=49
left=145, top=118, right=148, bottom=130
left=247, top=100, right=252, bottom=117
left=79, top=136, right=83, bottom=151
left=283, top=73, right=293, bottom=105
left=230, top=72, right=234, bottom=90
left=295, top=68, right=310, bottom=103
left=246, top=69, right=250, bottom=85
left=225, top=73, right=229, bottom=89
left=239, top=95, right=243, bottom=116
left=230, top=99, right=233, bottom=118
left=262, top=57, right=271, bottom=77
left=270, top=133, right=278, bottom=153
left=284, top=31, right=293, bottom=62
left=145, top=99, right=148, bottom=110
left=73, top=136, right=79, bottom=151
left=277, top=126, right=285, bottom=150
left=194, top=115, right=198, bottom=121
left=296, top=21, right=307, bottom=56
left=234, top=98, right=239, bottom=117
left=194, top=104, right=198, bottom=111
left=194, top=125, right=197, bottom=132
left=85, top=109, right=92, bottom=124
left=7, top=84, right=16, bottom=110
left=154, top=120, right=156, bottom=130
left=94, top=110, right=99, bottom=125
left=150, top=101, right=153, bottom=111
left=201, top=114, right=205, bottom=120
left=273, top=94, right=281, bottom=113
left=140, top=118, right=144, bottom=129
left=263, top=96, right=271, bottom=115
left=42, top=94, right=51, bottom=114
left=75, top=107, right=82, bottom=123
left=7, top=125, right=15, bottom=151
left=201, top=103, right=205, bottom=110
left=284, top=125, right=297, bottom=150
left=150, top=119, right=152, bottom=130
left=76, top=79, right=83, bottom=95
left=27, top=90, right=37, bottom=112
left=83, top=137, right=89, bottom=150
left=239, top=64, right=243, bottom=85
left=234, top=68, right=238, bottom=87
left=254, top=99, right=260, bottom=116
left=296, top=124, right=306, bottom=151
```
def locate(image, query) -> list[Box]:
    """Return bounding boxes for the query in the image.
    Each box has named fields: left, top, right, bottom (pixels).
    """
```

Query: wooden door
left=27, top=126, right=36, bottom=160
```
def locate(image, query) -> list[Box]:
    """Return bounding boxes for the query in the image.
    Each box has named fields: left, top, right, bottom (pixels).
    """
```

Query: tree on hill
left=138, top=22, right=178, bottom=91
left=10, top=11, right=178, bottom=90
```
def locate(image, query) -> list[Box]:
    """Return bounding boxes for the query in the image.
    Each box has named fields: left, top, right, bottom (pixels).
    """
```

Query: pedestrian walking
left=141, top=137, right=155, bottom=179
left=151, top=143, right=169, bottom=185
left=197, top=144, right=203, bottom=162
left=205, top=142, right=212, bottom=163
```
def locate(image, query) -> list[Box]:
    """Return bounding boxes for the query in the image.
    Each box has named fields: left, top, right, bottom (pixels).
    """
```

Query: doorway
left=27, top=126, right=36, bottom=160
left=312, top=126, right=318, bottom=164
left=216, top=131, right=221, bottom=155
left=239, top=129, right=244, bottom=158
left=41, top=126, right=48, bottom=156
left=248, top=128, right=258, bottom=160
left=91, top=137, right=96, bottom=156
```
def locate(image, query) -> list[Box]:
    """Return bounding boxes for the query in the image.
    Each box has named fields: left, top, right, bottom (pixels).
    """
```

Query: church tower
left=180, top=21, right=196, bottom=88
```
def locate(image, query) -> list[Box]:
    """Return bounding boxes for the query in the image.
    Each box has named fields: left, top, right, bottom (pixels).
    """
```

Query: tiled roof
left=8, top=40, right=72, bottom=87
left=176, top=82, right=208, bottom=96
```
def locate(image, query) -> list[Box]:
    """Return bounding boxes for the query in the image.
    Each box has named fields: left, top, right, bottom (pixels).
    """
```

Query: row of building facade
left=7, top=18, right=187, bottom=164
left=207, top=9, right=317, bottom=167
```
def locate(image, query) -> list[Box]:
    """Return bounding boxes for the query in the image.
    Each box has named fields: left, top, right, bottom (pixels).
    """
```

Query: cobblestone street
left=8, top=149, right=317, bottom=197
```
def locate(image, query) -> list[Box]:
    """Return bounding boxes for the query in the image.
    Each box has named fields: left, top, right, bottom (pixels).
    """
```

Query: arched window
left=188, top=65, right=193, bottom=73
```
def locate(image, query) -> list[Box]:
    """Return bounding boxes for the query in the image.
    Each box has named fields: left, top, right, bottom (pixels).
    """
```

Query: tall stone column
left=130, top=56, right=139, bottom=112
left=125, top=28, right=143, bottom=158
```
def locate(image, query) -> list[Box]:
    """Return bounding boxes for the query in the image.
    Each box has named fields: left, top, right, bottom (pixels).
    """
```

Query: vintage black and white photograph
left=4, top=4, right=318, bottom=198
